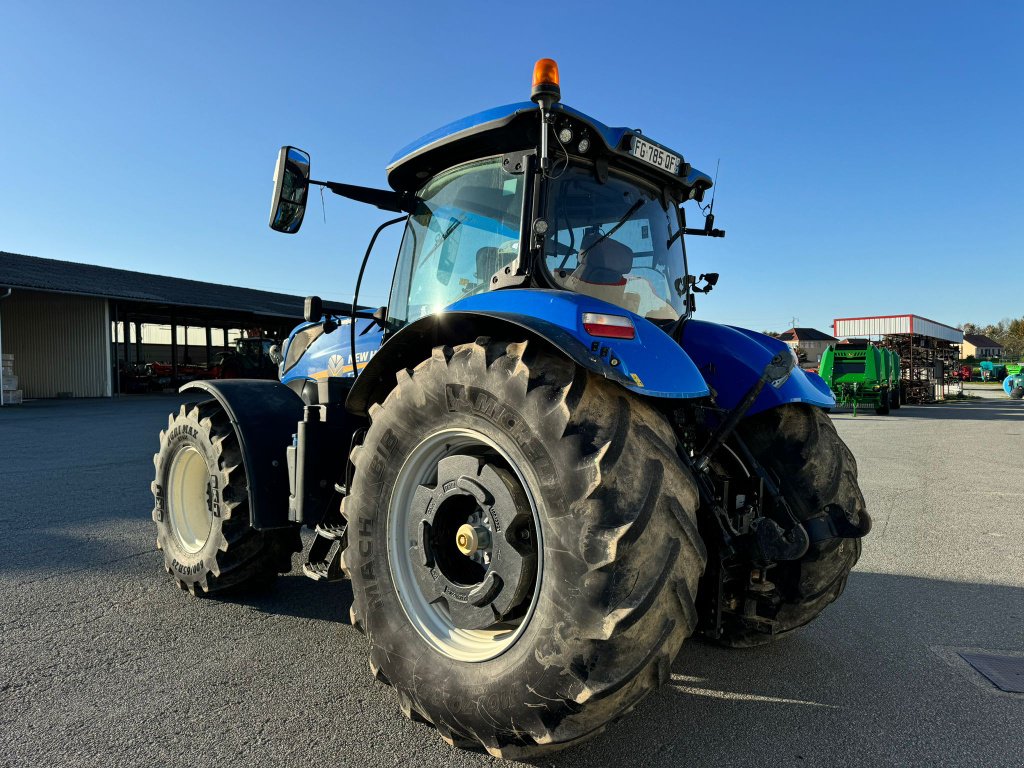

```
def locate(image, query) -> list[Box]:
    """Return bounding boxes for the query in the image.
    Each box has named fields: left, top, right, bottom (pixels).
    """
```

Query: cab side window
left=388, top=159, right=523, bottom=330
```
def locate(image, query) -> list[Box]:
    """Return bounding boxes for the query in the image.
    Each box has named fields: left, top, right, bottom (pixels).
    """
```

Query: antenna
left=790, top=316, right=800, bottom=329
left=701, top=159, right=724, bottom=237
left=708, top=159, right=720, bottom=217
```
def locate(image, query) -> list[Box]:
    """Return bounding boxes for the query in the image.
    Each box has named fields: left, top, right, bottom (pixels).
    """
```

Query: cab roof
left=386, top=101, right=713, bottom=198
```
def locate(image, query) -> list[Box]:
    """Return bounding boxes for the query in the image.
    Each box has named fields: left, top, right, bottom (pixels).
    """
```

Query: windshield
left=543, top=164, right=687, bottom=321
left=388, top=157, right=524, bottom=329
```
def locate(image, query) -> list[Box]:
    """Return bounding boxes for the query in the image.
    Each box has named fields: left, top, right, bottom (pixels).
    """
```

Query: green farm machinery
left=819, top=342, right=900, bottom=415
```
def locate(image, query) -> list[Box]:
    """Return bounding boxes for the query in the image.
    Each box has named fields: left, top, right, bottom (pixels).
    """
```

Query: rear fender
left=181, top=380, right=302, bottom=530
left=347, top=289, right=710, bottom=415
left=678, top=320, right=835, bottom=417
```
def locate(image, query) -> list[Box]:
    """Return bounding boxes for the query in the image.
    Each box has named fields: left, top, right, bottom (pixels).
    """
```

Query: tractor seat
left=475, top=246, right=504, bottom=282
left=577, top=238, right=633, bottom=285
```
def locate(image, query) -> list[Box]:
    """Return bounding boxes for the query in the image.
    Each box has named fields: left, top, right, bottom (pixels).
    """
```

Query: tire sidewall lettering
left=444, top=384, right=558, bottom=485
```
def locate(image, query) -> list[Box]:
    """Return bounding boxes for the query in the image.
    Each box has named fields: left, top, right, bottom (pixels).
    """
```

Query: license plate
left=628, top=136, right=682, bottom=174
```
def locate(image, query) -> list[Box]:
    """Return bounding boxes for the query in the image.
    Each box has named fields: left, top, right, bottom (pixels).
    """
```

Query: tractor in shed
left=149, top=60, right=870, bottom=757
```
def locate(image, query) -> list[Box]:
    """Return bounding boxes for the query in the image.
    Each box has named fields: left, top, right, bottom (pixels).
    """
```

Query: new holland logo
left=327, top=354, right=346, bottom=376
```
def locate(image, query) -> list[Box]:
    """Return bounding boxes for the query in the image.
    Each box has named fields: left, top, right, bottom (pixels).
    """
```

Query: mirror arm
left=317, top=303, right=379, bottom=321
left=312, top=179, right=418, bottom=213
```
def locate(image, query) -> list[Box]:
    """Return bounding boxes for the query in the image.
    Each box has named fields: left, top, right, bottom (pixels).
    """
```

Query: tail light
left=582, top=312, right=635, bottom=340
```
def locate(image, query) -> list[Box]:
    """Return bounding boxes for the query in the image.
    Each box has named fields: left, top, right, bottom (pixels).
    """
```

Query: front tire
left=716, top=404, right=868, bottom=647
left=342, top=339, right=705, bottom=757
left=151, top=400, right=300, bottom=594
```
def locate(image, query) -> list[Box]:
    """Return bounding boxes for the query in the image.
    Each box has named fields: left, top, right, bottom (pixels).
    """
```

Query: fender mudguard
left=346, top=289, right=710, bottom=415
left=678, top=319, right=835, bottom=417
left=181, top=379, right=302, bottom=530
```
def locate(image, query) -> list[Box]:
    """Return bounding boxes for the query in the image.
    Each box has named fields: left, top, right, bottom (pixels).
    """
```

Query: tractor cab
left=381, top=61, right=721, bottom=332
left=270, top=60, right=723, bottom=342
left=386, top=144, right=697, bottom=331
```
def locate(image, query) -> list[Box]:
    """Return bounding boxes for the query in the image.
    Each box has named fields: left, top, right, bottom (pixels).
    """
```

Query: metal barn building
left=0, top=251, right=348, bottom=402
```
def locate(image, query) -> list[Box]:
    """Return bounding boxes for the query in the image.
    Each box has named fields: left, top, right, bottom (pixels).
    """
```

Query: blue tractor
left=151, top=60, right=869, bottom=757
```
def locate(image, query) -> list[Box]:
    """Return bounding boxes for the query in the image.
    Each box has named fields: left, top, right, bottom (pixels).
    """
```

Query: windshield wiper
left=416, top=215, right=464, bottom=268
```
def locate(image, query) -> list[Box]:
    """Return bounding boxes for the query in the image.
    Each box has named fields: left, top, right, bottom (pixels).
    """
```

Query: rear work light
left=582, top=312, right=635, bottom=340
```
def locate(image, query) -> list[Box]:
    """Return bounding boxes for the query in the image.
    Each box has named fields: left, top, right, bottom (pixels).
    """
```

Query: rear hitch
left=744, top=516, right=809, bottom=563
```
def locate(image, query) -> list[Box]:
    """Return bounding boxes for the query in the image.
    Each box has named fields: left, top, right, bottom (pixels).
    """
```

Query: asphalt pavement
left=1, top=394, right=1021, bottom=768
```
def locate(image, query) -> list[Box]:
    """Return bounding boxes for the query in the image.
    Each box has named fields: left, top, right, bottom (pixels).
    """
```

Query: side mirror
left=693, top=273, right=720, bottom=294
left=269, top=146, right=311, bottom=233
left=303, top=295, right=323, bottom=323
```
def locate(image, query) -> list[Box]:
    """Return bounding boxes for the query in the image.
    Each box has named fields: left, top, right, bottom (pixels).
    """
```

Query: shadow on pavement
left=891, top=400, right=1024, bottom=421
left=218, top=569, right=354, bottom=624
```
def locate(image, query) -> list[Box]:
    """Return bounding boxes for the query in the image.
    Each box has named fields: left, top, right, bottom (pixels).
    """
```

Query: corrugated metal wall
left=833, top=315, right=962, bottom=343
left=834, top=316, right=912, bottom=337
left=0, top=289, right=110, bottom=398
left=914, top=317, right=963, bottom=344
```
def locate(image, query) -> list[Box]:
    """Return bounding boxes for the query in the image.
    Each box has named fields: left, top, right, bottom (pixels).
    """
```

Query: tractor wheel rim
left=388, top=428, right=543, bottom=663
left=167, top=446, right=214, bottom=554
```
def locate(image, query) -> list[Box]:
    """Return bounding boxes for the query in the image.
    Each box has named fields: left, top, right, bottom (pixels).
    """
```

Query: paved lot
left=1, top=394, right=1022, bottom=767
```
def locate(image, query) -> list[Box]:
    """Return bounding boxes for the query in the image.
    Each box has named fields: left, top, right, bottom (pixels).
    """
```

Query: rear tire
left=715, top=404, right=868, bottom=647
left=1011, top=387, right=1024, bottom=400
left=875, top=389, right=890, bottom=415
left=151, top=400, right=300, bottom=594
left=342, top=339, right=705, bottom=757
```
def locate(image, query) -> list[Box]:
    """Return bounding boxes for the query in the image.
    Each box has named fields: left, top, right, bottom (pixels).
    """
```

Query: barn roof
left=0, top=251, right=349, bottom=320
left=779, top=327, right=837, bottom=342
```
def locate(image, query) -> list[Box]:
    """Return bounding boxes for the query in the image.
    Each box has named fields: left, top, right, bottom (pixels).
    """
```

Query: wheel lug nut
left=456, top=523, right=491, bottom=556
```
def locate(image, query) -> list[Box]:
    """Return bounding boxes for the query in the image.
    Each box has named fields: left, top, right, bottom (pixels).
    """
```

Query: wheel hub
left=455, top=522, right=491, bottom=557
left=167, top=446, right=215, bottom=554
left=407, top=454, right=536, bottom=631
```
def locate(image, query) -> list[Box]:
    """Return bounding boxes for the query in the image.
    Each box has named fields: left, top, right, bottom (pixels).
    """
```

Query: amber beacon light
left=531, top=58, right=561, bottom=104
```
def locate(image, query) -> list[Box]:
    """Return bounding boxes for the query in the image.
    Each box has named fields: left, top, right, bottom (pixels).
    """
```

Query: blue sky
left=2, top=2, right=1021, bottom=333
